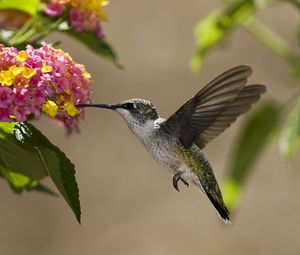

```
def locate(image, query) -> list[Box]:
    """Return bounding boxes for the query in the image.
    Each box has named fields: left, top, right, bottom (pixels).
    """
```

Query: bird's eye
left=123, top=103, right=134, bottom=110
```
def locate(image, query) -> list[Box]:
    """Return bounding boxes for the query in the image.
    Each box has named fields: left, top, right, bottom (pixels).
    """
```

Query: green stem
left=242, top=17, right=298, bottom=64
left=8, top=15, right=64, bottom=46
left=30, top=17, right=64, bottom=43
left=10, top=28, right=37, bottom=45
left=8, top=18, right=35, bottom=45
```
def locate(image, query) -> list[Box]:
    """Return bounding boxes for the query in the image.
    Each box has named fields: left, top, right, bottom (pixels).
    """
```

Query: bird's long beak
left=76, top=103, right=121, bottom=110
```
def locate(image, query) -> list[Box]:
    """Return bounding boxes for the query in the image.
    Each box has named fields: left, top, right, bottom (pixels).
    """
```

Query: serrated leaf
left=222, top=101, right=280, bottom=211
left=280, top=97, right=300, bottom=160
left=191, top=0, right=258, bottom=71
left=0, top=0, right=39, bottom=16
left=14, top=122, right=81, bottom=223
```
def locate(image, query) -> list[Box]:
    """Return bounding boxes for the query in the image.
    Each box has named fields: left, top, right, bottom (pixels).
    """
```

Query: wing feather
left=162, top=66, right=266, bottom=149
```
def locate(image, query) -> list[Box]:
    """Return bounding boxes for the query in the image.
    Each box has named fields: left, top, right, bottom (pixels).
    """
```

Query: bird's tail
left=193, top=180, right=230, bottom=224
left=204, top=190, right=230, bottom=224
left=191, top=150, right=231, bottom=224
left=180, top=146, right=231, bottom=223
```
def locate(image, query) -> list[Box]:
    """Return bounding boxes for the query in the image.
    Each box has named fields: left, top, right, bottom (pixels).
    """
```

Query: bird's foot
left=173, top=172, right=189, bottom=192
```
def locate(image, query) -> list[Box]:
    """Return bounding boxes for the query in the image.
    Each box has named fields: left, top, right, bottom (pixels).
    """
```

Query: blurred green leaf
left=14, top=122, right=81, bottom=223
left=0, top=169, right=58, bottom=196
left=61, top=29, right=122, bottom=68
left=223, top=101, right=280, bottom=211
left=32, top=183, right=59, bottom=196
left=0, top=0, right=39, bottom=16
left=280, top=97, right=300, bottom=160
left=191, top=0, right=259, bottom=71
left=0, top=166, right=38, bottom=193
left=290, top=60, right=300, bottom=81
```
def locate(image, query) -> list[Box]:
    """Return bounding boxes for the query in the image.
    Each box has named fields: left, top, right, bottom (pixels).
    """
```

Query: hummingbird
left=78, top=65, right=266, bottom=223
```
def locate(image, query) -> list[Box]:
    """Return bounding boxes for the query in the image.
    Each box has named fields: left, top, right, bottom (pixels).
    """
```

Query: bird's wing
left=161, top=65, right=266, bottom=149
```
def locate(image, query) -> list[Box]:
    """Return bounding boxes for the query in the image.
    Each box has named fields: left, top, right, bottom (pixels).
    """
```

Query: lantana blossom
left=0, top=42, right=92, bottom=129
left=44, top=0, right=109, bottom=39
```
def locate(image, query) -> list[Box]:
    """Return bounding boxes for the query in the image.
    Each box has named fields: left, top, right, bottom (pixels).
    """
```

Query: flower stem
left=30, top=17, right=64, bottom=43
left=242, top=17, right=298, bottom=64
left=8, top=18, right=36, bottom=45
left=9, top=28, right=37, bottom=45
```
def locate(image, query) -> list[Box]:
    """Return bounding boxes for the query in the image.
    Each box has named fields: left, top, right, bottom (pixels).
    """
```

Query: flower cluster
left=45, top=0, right=109, bottom=39
left=0, top=42, right=92, bottom=129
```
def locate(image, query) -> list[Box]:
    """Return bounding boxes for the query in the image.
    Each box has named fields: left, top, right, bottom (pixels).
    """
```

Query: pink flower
left=44, top=1, right=108, bottom=39
left=0, top=42, right=92, bottom=130
left=0, top=86, right=13, bottom=107
left=24, top=56, right=42, bottom=69
left=44, top=3, right=65, bottom=17
left=69, top=8, right=84, bottom=32
left=13, top=88, right=29, bottom=106
left=32, top=85, right=47, bottom=105
left=96, top=21, right=105, bottom=39
left=14, top=105, right=31, bottom=122
left=0, top=107, right=12, bottom=122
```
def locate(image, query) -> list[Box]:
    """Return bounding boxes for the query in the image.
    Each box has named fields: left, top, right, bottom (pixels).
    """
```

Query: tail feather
left=205, top=191, right=231, bottom=224
left=180, top=146, right=231, bottom=224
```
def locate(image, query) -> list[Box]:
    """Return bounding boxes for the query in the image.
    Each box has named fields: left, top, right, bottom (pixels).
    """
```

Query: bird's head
left=78, top=98, right=159, bottom=131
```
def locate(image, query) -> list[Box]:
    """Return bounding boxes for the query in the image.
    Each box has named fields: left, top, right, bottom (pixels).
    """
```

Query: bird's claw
left=173, top=172, right=189, bottom=192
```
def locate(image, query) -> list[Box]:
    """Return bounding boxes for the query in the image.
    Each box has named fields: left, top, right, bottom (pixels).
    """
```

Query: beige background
left=1, top=1, right=300, bottom=254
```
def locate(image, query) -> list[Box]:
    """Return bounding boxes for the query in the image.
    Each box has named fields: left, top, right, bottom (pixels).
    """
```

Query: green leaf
left=61, top=28, right=122, bottom=68
left=0, top=169, right=58, bottom=195
left=32, top=183, right=59, bottom=196
left=0, top=121, right=47, bottom=193
left=290, top=60, right=300, bottom=81
left=0, top=0, right=39, bottom=16
left=280, top=97, right=300, bottom=160
left=0, top=121, right=80, bottom=222
left=0, top=122, right=48, bottom=180
left=191, top=0, right=259, bottom=71
left=222, top=101, right=280, bottom=211
left=14, top=122, right=81, bottom=223
left=0, top=165, right=38, bottom=193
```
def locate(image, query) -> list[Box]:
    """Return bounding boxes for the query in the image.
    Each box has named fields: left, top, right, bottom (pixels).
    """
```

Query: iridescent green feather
left=179, top=145, right=230, bottom=221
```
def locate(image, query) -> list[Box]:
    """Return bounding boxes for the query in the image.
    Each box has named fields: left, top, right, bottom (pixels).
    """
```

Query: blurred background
left=1, top=0, right=300, bottom=254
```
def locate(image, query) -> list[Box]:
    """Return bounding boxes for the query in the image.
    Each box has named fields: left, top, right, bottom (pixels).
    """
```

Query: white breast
left=119, top=113, right=181, bottom=171
left=133, top=119, right=157, bottom=143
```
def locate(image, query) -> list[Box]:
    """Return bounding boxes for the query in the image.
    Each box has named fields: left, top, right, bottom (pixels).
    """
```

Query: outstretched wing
left=162, top=65, right=266, bottom=149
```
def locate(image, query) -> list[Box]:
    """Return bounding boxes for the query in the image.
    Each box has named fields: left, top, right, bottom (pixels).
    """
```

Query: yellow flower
left=0, top=70, right=14, bottom=86
left=9, top=65, right=22, bottom=76
left=70, top=0, right=109, bottom=21
left=64, top=101, right=80, bottom=116
left=83, top=71, right=91, bottom=79
left=41, top=65, right=53, bottom=73
left=42, top=100, right=58, bottom=117
left=21, top=67, right=37, bottom=79
left=15, top=50, right=28, bottom=62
